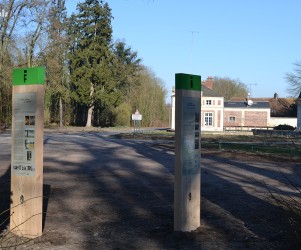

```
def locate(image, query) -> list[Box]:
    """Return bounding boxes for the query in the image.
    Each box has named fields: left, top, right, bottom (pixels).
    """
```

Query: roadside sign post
left=174, top=73, right=201, bottom=231
left=10, top=67, right=45, bottom=238
left=132, top=109, right=142, bottom=134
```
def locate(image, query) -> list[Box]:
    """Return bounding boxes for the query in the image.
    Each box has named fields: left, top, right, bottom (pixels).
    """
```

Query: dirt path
left=0, top=132, right=300, bottom=249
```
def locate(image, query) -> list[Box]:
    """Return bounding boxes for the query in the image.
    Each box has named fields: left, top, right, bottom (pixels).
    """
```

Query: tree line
left=4, top=1, right=298, bottom=129
left=0, top=0, right=169, bottom=128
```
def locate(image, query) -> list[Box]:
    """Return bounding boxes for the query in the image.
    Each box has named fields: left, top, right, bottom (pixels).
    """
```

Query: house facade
left=201, top=86, right=224, bottom=131
left=200, top=76, right=224, bottom=132
left=170, top=77, right=298, bottom=131
left=224, top=100, right=270, bottom=128
left=228, top=94, right=297, bottom=128
left=170, top=76, right=224, bottom=132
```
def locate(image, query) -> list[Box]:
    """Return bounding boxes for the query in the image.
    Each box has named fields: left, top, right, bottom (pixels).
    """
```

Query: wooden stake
left=174, top=73, right=201, bottom=231
left=10, top=67, right=45, bottom=238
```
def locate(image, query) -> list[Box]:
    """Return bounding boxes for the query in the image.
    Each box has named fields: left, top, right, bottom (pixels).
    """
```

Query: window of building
left=204, top=113, right=213, bottom=126
left=206, top=100, right=212, bottom=105
left=229, top=116, right=236, bottom=122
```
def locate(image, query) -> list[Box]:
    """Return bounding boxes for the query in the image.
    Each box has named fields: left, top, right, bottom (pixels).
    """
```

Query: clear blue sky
left=66, top=0, right=301, bottom=102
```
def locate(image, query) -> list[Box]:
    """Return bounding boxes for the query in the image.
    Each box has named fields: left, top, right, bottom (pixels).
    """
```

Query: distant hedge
left=273, top=124, right=295, bottom=131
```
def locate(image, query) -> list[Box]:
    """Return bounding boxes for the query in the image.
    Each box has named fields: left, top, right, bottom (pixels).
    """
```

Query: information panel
left=182, top=97, right=200, bottom=175
left=12, top=92, right=37, bottom=176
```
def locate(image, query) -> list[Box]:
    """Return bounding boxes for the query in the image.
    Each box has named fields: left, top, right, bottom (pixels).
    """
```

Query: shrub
left=274, top=124, right=295, bottom=131
left=113, top=103, right=131, bottom=126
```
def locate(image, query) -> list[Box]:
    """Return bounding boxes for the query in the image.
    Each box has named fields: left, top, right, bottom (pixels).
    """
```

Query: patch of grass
left=201, top=133, right=300, bottom=143
left=111, top=131, right=174, bottom=140
left=110, top=129, right=175, bottom=140
left=112, top=131, right=301, bottom=158
left=202, top=141, right=301, bottom=157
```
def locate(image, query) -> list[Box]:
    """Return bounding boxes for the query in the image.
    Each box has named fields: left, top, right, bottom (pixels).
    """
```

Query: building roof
left=229, top=96, right=296, bottom=117
left=224, top=101, right=270, bottom=109
left=202, top=85, right=223, bottom=97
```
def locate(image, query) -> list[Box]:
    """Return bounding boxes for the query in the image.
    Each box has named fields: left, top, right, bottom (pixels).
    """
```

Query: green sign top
left=13, top=67, right=45, bottom=86
left=175, top=73, right=201, bottom=91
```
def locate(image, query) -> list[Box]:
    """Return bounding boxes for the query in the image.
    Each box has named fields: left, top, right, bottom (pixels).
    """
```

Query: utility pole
left=187, top=30, right=199, bottom=73
left=247, top=83, right=257, bottom=97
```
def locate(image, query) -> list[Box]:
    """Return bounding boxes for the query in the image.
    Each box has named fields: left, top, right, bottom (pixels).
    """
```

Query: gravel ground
left=0, top=131, right=300, bottom=249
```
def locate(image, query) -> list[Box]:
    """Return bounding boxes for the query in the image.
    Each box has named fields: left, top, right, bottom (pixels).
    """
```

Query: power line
left=186, top=30, right=199, bottom=73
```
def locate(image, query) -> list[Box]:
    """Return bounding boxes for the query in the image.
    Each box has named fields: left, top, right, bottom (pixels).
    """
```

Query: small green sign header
left=175, top=73, right=201, bottom=91
left=13, top=67, right=45, bottom=86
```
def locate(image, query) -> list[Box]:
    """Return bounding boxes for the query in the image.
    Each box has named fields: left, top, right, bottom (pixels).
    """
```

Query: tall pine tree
left=69, top=0, right=114, bottom=127
left=113, top=41, right=142, bottom=101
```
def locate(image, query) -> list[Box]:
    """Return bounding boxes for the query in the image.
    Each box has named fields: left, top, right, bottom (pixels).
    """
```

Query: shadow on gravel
left=0, top=165, right=51, bottom=234
left=0, top=166, right=11, bottom=234
left=42, top=133, right=209, bottom=249
left=10, top=132, right=299, bottom=249
left=202, top=154, right=300, bottom=249
left=42, top=184, right=51, bottom=231
left=205, top=154, right=301, bottom=196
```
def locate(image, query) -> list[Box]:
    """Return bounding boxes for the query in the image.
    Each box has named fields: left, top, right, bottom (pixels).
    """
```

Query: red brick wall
left=245, top=111, right=267, bottom=126
left=224, top=110, right=268, bottom=127
left=217, top=110, right=221, bottom=127
left=224, top=110, right=242, bottom=126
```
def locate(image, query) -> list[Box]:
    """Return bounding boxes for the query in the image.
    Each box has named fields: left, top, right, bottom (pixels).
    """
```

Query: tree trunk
left=86, top=82, right=94, bottom=127
left=59, top=96, right=63, bottom=127
left=86, top=105, right=94, bottom=127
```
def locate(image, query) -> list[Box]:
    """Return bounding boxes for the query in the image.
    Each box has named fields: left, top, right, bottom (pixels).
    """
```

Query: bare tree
left=286, top=61, right=301, bottom=97
left=0, top=0, right=28, bottom=124
left=128, top=67, right=167, bottom=127
left=25, top=1, right=49, bottom=67
left=0, top=0, right=50, bottom=125
left=212, top=77, right=249, bottom=100
left=43, top=0, right=69, bottom=127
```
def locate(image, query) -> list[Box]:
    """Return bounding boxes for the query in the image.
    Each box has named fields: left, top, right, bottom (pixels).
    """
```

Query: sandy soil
left=0, top=131, right=300, bottom=249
